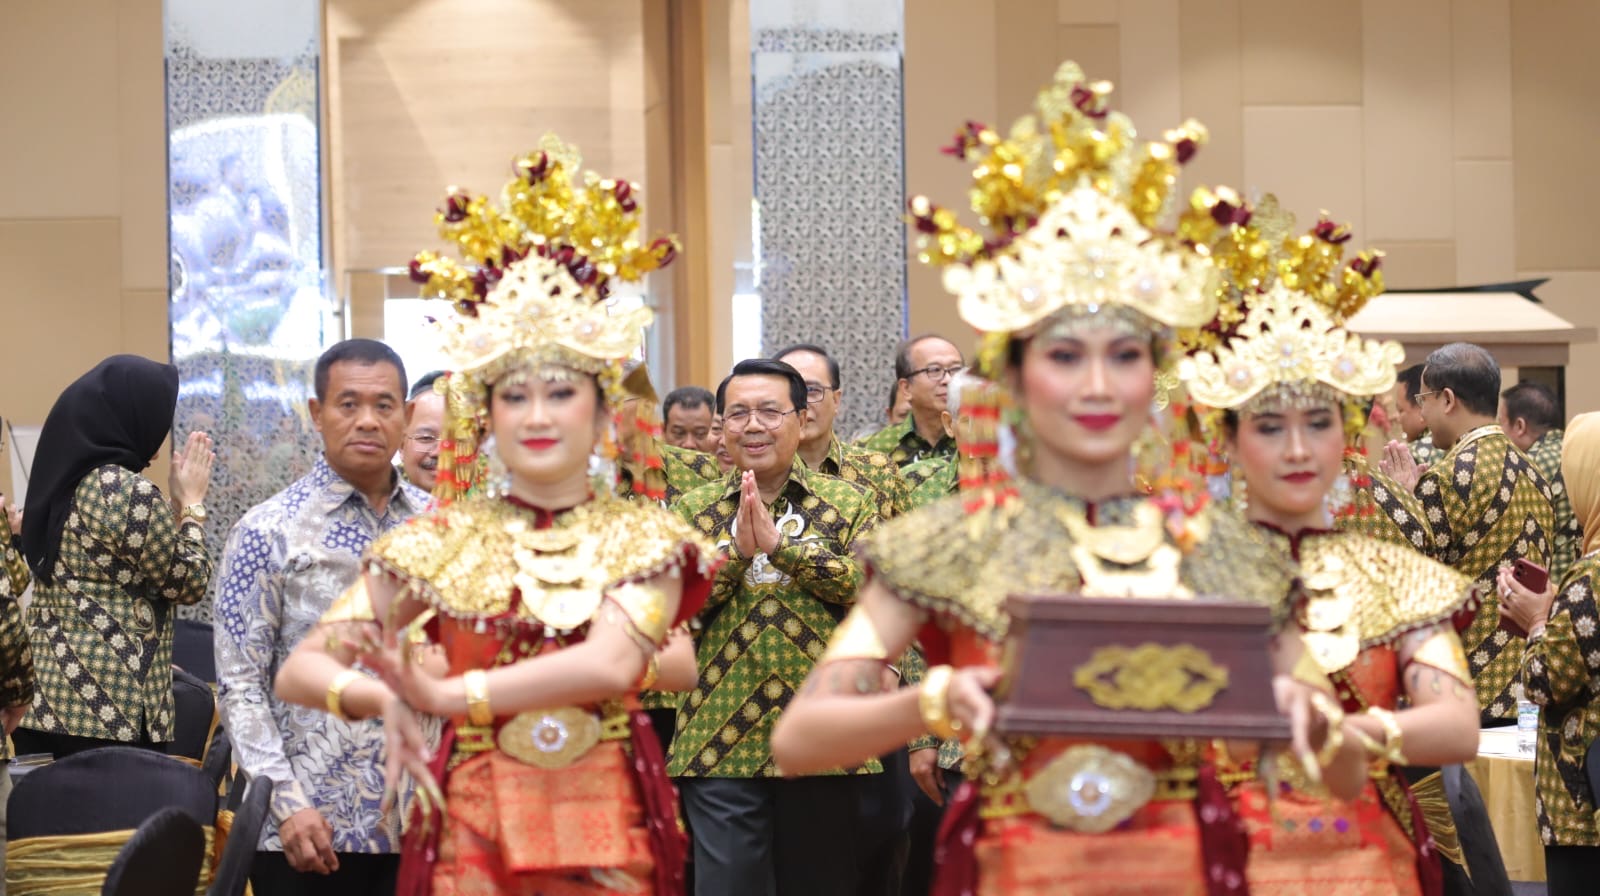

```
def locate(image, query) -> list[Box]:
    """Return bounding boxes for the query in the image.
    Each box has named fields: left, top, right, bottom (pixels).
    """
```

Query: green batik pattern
left=854, top=418, right=955, bottom=469
left=1411, top=435, right=1442, bottom=469
left=1338, top=464, right=1435, bottom=554
left=0, top=517, right=35, bottom=757
left=1528, top=430, right=1579, bottom=586
left=816, top=437, right=910, bottom=520
left=907, top=458, right=957, bottom=510
left=669, top=465, right=879, bottom=777
left=1417, top=427, right=1555, bottom=720
left=1520, top=554, right=1600, bottom=846
left=23, top=466, right=211, bottom=742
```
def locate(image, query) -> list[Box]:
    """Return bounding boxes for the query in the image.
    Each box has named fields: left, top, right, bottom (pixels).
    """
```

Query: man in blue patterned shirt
left=214, top=340, right=428, bottom=896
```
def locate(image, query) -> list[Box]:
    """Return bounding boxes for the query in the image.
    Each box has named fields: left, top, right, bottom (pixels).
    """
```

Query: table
left=1466, top=726, right=1544, bottom=882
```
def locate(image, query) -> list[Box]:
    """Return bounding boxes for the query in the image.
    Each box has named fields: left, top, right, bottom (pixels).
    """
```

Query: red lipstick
left=1072, top=414, right=1121, bottom=432
left=1282, top=471, right=1317, bottom=483
left=521, top=438, right=559, bottom=450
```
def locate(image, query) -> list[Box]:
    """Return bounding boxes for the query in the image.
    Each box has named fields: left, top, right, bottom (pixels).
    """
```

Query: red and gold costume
left=363, top=494, right=716, bottom=895
left=1180, top=219, right=1479, bottom=896
left=356, top=135, right=713, bottom=894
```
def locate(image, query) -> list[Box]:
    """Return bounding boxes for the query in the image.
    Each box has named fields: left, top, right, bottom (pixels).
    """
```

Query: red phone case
left=1500, top=559, right=1550, bottom=639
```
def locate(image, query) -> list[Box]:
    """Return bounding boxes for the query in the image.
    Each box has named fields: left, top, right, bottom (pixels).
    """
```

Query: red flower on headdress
left=1313, top=218, right=1352, bottom=244
left=941, top=122, right=990, bottom=160
left=516, top=151, right=551, bottom=183
left=442, top=192, right=472, bottom=223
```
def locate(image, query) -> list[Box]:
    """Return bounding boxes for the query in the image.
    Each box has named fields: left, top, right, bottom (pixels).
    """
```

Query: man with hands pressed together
left=670, top=359, right=883, bottom=896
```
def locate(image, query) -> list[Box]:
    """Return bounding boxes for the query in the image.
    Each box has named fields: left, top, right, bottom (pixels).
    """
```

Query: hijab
left=1562, top=412, right=1600, bottom=559
left=22, top=355, right=180, bottom=583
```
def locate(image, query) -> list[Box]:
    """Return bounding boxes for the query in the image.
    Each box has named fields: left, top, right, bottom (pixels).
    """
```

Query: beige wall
left=903, top=0, right=1600, bottom=416
left=0, top=0, right=170, bottom=496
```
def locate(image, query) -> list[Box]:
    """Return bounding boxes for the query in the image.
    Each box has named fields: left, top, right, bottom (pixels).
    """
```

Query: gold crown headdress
left=407, top=134, right=678, bottom=502
left=910, top=61, right=1220, bottom=376
left=1179, top=284, right=1405, bottom=413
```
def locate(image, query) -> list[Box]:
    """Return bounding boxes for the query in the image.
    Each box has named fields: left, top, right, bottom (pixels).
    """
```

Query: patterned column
left=751, top=1, right=907, bottom=439
left=165, top=0, right=331, bottom=620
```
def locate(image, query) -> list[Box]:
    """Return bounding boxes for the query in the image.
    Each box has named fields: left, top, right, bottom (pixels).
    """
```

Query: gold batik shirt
left=0, top=517, right=35, bottom=758
left=1416, top=425, right=1556, bottom=720
left=24, top=466, right=210, bottom=743
left=1527, top=429, right=1580, bottom=587
left=1520, top=552, right=1600, bottom=847
left=854, top=417, right=956, bottom=470
left=1338, top=460, right=1435, bottom=554
left=1410, top=435, right=1442, bottom=470
left=669, top=464, right=880, bottom=777
left=902, top=456, right=956, bottom=510
left=617, top=442, right=722, bottom=505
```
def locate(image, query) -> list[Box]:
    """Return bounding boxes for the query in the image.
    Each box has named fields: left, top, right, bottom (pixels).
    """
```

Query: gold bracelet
left=326, top=669, right=364, bottom=721
left=918, top=665, right=964, bottom=741
left=1364, top=707, right=1407, bottom=765
left=639, top=655, right=660, bottom=691
left=1309, top=691, right=1346, bottom=767
left=463, top=670, right=494, bottom=727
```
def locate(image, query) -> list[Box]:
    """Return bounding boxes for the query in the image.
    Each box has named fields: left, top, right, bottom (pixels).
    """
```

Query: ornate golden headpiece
left=909, top=61, right=1220, bottom=370
left=407, top=134, right=678, bottom=502
left=1179, top=283, right=1405, bottom=412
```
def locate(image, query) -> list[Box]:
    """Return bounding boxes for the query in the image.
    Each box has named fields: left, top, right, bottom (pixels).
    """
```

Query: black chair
left=1443, top=763, right=1513, bottom=896
left=173, top=618, right=216, bottom=683
left=200, top=727, right=232, bottom=792
left=8, top=746, right=216, bottom=839
left=206, top=774, right=273, bottom=896
left=168, top=665, right=217, bottom=762
left=101, top=806, right=206, bottom=896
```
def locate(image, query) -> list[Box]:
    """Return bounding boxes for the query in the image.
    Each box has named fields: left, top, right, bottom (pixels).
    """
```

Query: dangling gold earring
left=1231, top=466, right=1248, bottom=515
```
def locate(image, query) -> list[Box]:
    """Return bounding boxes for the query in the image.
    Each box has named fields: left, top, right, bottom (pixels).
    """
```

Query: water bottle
left=1516, top=698, right=1538, bottom=755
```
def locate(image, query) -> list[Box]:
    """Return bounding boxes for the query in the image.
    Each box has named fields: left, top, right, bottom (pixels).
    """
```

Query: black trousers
left=903, top=767, right=963, bottom=896
left=249, top=850, right=399, bottom=896
left=1545, top=844, right=1600, bottom=896
left=679, top=775, right=882, bottom=896
left=856, top=749, right=914, bottom=896
left=10, top=728, right=161, bottom=759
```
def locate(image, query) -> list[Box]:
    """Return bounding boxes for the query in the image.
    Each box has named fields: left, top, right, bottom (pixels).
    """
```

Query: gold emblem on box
left=1073, top=643, right=1229, bottom=713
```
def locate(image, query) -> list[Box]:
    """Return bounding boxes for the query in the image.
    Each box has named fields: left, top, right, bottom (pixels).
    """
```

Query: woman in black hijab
left=14, top=354, right=215, bottom=757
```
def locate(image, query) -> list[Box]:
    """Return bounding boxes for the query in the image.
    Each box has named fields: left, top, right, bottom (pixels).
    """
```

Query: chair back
left=205, top=775, right=272, bottom=896
left=8, top=746, right=216, bottom=839
left=172, top=619, right=216, bottom=683
left=168, top=666, right=216, bottom=762
left=200, top=728, right=232, bottom=792
left=101, top=807, right=205, bottom=896
left=1442, top=763, right=1513, bottom=896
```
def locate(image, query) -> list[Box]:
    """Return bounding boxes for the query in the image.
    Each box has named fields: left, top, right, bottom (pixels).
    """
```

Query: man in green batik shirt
left=671, top=359, right=882, bottom=895
left=775, top=344, right=910, bottom=520
left=1501, top=381, right=1580, bottom=586
left=855, top=335, right=962, bottom=468
left=1405, top=344, right=1556, bottom=723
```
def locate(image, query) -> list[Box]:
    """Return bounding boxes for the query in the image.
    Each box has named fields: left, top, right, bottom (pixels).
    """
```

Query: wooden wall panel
left=1241, top=106, right=1365, bottom=238
left=1362, top=0, right=1453, bottom=240
left=1239, top=1, right=1364, bottom=105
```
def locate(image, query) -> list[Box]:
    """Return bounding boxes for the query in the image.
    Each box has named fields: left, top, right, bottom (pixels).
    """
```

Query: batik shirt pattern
left=1527, top=430, right=1580, bottom=587
left=0, top=516, right=34, bottom=757
left=214, top=456, right=427, bottom=852
left=1416, top=425, right=1556, bottom=720
left=1520, top=553, right=1600, bottom=846
left=854, top=418, right=955, bottom=469
left=812, top=436, right=910, bottom=521
left=904, top=457, right=957, bottom=510
left=669, top=464, right=879, bottom=777
left=23, top=467, right=209, bottom=744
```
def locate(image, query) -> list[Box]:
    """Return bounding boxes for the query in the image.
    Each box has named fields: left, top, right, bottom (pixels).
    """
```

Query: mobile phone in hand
left=1499, top=558, right=1550, bottom=638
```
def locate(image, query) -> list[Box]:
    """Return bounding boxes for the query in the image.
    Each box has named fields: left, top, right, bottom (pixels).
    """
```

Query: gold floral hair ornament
left=407, top=134, right=678, bottom=503
left=1178, top=284, right=1405, bottom=413
left=909, top=60, right=1221, bottom=368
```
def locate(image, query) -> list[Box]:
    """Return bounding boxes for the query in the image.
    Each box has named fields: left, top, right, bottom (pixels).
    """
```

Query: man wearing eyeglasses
left=1399, top=343, right=1556, bottom=724
left=855, top=335, right=963, bottom=468
left=670, top=358, right=884, bottom=896
left=399, top=371, right=446, bottom=493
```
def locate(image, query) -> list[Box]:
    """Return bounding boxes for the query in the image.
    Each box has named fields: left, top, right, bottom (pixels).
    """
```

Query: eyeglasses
left=803, top=384, right=836, bottom=401
left=1413, top=390, right=1440, bottom=403
left=723, top=408, right=799, bottom=431
left=909, top=365, right=965, bottom=383
left=407, top=434, right=440, bottom=447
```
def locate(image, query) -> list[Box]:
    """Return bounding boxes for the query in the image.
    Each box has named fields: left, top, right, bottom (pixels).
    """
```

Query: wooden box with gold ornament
left=995, top=595, right=1289, bottom=740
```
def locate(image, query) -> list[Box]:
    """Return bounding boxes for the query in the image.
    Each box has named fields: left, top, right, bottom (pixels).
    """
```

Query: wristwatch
left=180, top=503, right=208, bottom=523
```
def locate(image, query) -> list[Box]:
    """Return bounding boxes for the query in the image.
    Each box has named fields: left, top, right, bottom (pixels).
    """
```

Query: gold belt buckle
left=1024, top=744, right=1156, bottom=833
left=496, top=707, right=601, bottom=769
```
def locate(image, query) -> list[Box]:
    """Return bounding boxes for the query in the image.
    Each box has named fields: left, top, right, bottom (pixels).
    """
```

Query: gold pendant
left=1024, top=744, right=1156, bottom=833
left=497, top=707, right=602, bottom=769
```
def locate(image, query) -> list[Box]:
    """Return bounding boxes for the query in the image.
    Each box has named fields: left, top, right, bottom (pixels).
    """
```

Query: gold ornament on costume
left=407, top=133, right=678, bottom=503
left=1073, top=643, right=1230, bottom=713
left=1179, top=284, right=1405, bottom=413
left=909, top=60, right=1220, bottom=355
